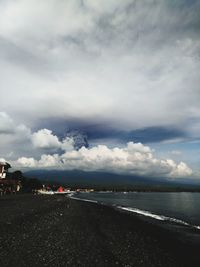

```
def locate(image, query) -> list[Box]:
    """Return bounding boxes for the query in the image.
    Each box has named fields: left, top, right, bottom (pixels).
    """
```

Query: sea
left=71, top=192, right=200, bottom=230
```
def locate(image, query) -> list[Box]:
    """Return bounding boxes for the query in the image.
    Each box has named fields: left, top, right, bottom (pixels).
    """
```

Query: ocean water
left=72, top=192, right=200, bottom=229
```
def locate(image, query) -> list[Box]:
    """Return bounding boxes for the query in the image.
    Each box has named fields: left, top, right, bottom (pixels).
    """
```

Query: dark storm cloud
left=71, top=125, right=185, bottom=144
left=0, top=0, right=199, bottom=132
left=35, top=116, right=186, bottom=144
left=0, top=0, right=199, bottom=176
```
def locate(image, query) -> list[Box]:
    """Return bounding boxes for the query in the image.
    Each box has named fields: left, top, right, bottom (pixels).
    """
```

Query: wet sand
left=0, top=194, right=199, bottom=267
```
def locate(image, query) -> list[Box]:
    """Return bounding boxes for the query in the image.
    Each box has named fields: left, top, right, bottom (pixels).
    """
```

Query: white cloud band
left=14, top=142, right=192, bottom=178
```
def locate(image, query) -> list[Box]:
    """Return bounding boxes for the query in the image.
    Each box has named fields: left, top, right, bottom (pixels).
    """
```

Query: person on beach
left=16, top=184, right=20, bottom=193
left=0, top=184, right=3, bottom=196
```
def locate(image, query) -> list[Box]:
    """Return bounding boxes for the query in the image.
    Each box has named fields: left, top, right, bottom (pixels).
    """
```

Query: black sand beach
left=0, top=194, right=199, bottom=267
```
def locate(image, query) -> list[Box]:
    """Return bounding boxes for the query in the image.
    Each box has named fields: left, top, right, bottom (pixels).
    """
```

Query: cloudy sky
left=0, top=0, right=200, bottom=179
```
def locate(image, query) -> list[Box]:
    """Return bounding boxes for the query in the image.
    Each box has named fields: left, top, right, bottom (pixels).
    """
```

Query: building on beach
left=0, top=162, right=21, bottom=195
left=0, top=162, right=11, bottom=179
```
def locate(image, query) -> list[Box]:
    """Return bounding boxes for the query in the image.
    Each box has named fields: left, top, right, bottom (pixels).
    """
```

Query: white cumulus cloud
left=31, top=129, right=75, bottom=151
left=0, top=113, right=75, bottom=159
left=14, top=142, right=192, bottom=178
left=0, top=112, right=194, bottom=178
left=31, top=129, right=61, bottom=149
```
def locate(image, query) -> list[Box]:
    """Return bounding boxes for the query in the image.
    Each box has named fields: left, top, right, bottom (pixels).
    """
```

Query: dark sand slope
left=0, top=195, right=199, bottom=267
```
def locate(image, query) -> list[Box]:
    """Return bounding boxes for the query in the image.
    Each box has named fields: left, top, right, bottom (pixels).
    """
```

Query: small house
left=0, top=162, right=11, bottom=179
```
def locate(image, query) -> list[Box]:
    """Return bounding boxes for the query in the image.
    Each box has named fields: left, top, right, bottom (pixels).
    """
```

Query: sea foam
left=117, top=206, right=200, bottom=230
left=69, top=194, right=200, bottom=230
left=69, top=196, right=98, bottom=203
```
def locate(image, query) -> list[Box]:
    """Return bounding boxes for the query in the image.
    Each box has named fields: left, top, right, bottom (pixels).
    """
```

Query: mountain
left=24, top=169, right=200, bottom=191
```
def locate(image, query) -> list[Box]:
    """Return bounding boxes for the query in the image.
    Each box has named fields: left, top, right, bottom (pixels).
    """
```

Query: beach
left=0, top=194, right=199, bottom=267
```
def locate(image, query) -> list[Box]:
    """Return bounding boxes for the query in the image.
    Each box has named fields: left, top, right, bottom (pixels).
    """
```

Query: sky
left=0, top=0, right=200, bottom=180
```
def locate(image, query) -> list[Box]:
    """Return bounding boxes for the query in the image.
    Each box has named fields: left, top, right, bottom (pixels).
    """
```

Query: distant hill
left=24, top=169, right=200, bottom=191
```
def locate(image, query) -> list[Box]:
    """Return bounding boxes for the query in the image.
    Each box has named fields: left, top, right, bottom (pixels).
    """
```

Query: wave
left=69, top=196, right=98, bottom=204
left=69, top=195, right=200, bottom=230
left=117, top=206, right=200, bottom=230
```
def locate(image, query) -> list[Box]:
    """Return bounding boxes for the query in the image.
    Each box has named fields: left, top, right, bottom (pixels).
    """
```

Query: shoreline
left=71, top=193, right=200, bottom=229
left=0, top=194, right=199, bottom=266
left=71, top=194, right=200, bottom=259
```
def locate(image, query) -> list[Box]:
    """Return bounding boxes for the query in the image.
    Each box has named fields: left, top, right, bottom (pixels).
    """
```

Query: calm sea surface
left=75, top=192, right=200, bottom=227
